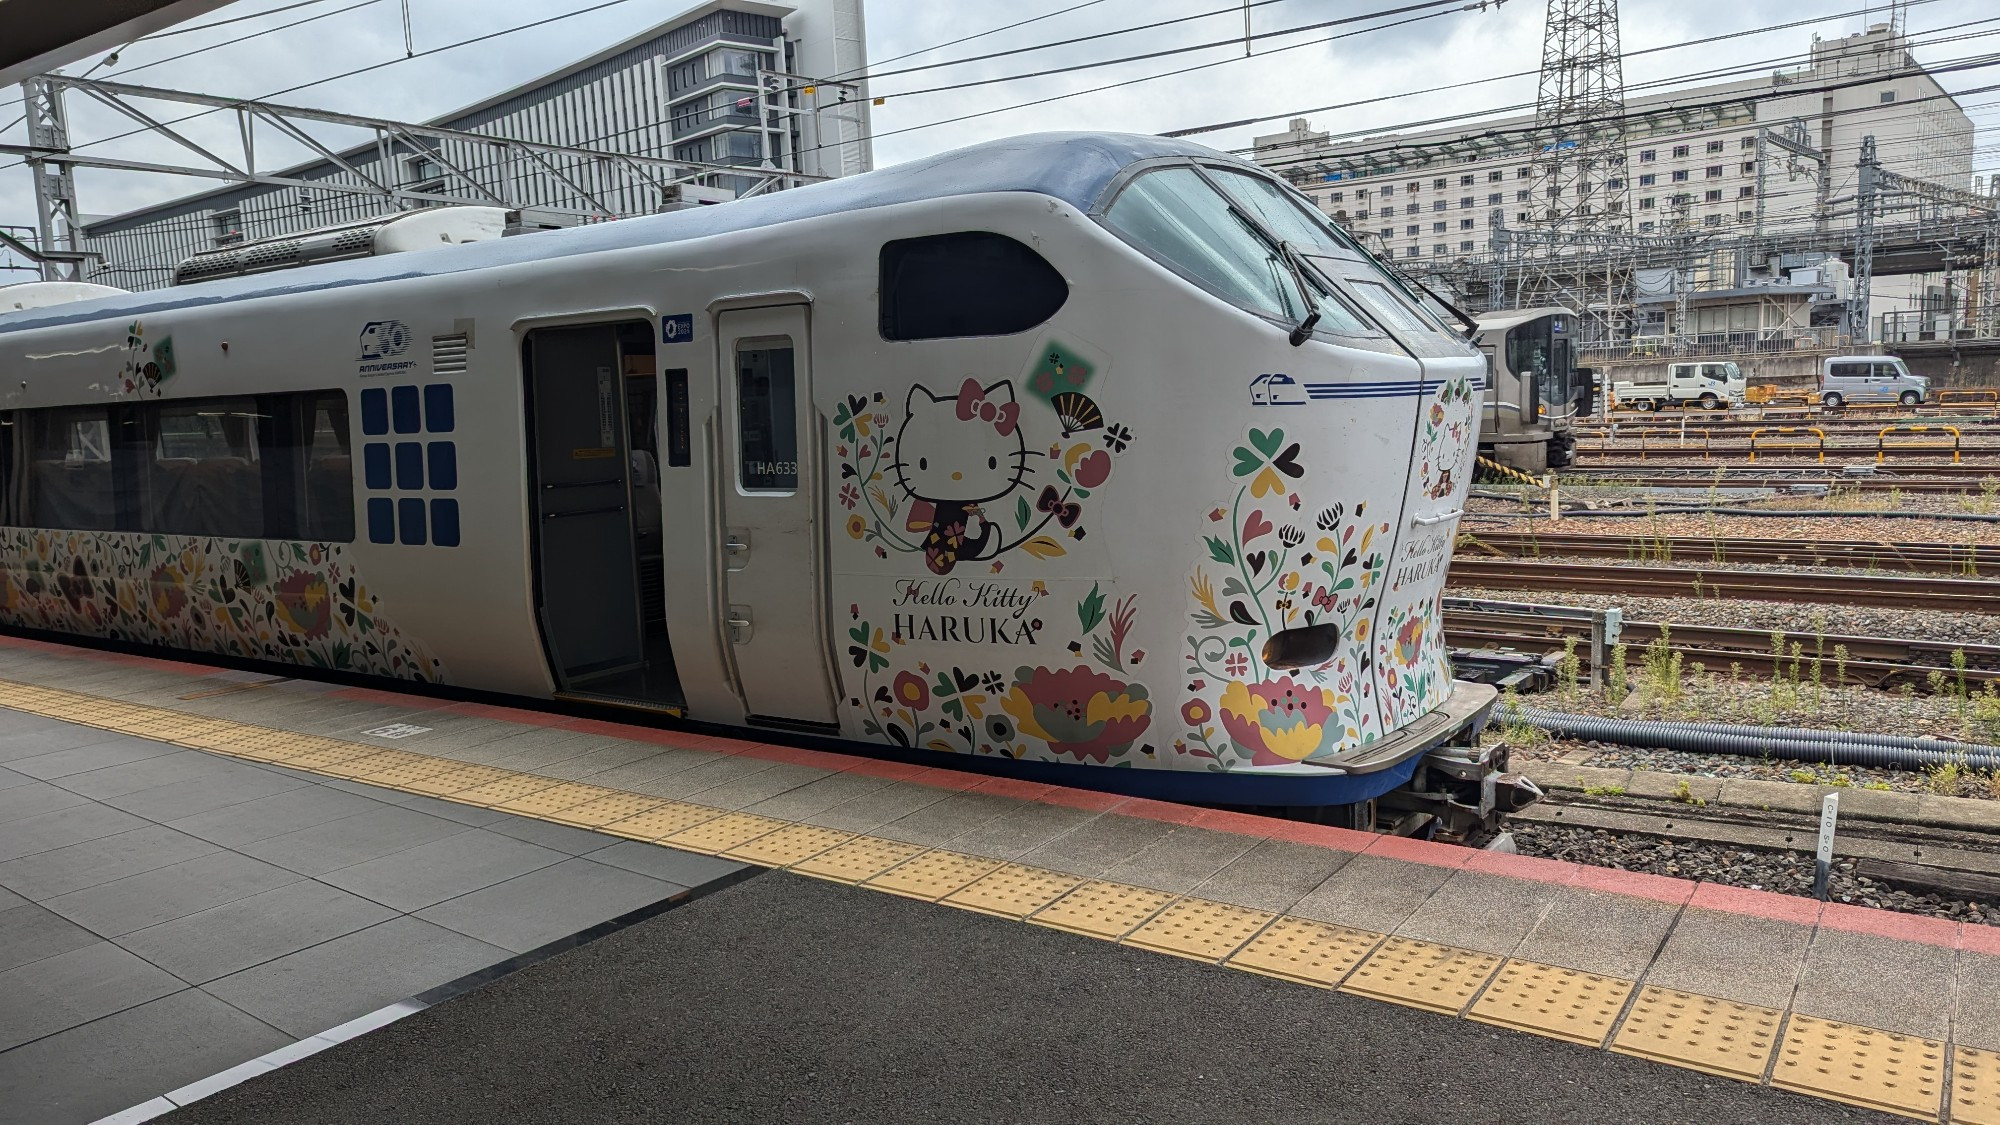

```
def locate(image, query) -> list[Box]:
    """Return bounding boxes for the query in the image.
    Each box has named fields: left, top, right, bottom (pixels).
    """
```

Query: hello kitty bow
left=955, top=378, right=1019, bottom=437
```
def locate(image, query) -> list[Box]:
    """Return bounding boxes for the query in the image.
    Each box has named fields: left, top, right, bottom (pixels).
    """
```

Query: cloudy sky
left=2, top=0, right=1995, bottom=273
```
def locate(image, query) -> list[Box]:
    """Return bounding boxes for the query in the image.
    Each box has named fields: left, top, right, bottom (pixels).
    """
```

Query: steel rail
left=1456, top=530, right=2000, bottom=574
left=1445, top=557, right=2000, bottom=612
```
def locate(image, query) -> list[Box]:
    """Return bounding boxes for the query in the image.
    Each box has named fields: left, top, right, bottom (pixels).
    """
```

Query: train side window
left=144, top=398, right=265, bottom=538
left=0, top=412, right=16, bottom=527
left=302, top=393, right=355, bottom=541
left=25, top=406, right=118, bottom=531
left=736, top=342, right=798, bottom=492
left=878, top=232, right=1068, bottom=340
left=664, top=369, right=691, bottom=467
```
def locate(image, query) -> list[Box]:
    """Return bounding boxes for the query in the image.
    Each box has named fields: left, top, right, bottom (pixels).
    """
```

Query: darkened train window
left=0, top=391, right=354, bottom=542
left=878, top=231, right=1068, bottom=340
left=736, top=342, right=798, bottom=492
left=664, top=369, right=692, bottom=467
left=27, top=406, right=118, bottom=531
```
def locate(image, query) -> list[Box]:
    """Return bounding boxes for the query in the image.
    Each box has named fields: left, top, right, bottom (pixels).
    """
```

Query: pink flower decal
left=1218, top=676, right=1340, bottom=765
left=1000, top=665, right=1152, bottom=764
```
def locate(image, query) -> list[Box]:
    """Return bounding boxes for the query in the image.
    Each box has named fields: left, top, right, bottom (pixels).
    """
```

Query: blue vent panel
left=394, top=442, right=424, bottom=491
left=367, top=498, right=395, bottom=543
left=397, top=498, right=427, bottom=545
left=360, top=388, right=389, bottom=436
left=427, top=442, right=457, bottom=491
left=431, top=499, right=460, bottom=547
left=363, top=443, right=391, bottom=490
left=424, top=384, right=455, bottom=433
left=391, top=385, right=421, bottom=434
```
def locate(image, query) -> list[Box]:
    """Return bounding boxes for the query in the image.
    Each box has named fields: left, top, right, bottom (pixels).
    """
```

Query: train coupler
left=1379, top=739, right=1545, bottom=843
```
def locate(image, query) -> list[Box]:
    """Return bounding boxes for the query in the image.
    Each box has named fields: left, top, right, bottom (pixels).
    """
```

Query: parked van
left=1820, top=356, right=1928, bottom=408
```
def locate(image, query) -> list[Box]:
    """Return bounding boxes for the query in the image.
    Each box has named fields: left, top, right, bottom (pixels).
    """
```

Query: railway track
left=1441, top=601, right=2000, bottom=687
left=1489, top=463, right=2000, bottom=491
left=1444, top=557, right=2000, bottom=613
left=1456, top=530, right=2000, bottom=575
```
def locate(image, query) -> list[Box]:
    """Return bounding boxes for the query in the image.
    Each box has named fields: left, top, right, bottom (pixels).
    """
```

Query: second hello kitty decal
left=836, top=339, right=1128, bottom=574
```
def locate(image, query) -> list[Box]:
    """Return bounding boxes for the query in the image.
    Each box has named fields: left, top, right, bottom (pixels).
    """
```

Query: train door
left=715, top=304, right=839, bottom=729
left=522, top=320, right=683, bottom=709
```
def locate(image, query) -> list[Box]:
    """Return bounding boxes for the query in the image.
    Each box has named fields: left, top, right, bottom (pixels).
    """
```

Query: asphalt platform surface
left=170, top=871, right=1896, bottom=1124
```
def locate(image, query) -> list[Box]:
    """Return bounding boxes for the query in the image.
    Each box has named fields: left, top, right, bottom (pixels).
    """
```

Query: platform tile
left=598, top=802, right=726, bottom=841
left=790, top=835, right=927, bottom=883
left=659, top=812, right=787, bottom=856
left=1226, top=915, right=1382, bottom=989
left=545, top=792, right=668, bottom=828
left=453, top=772, right=567, bottom=808
left=723, top=824, right=854, bottom=867
left=1953, top=1046, right=2000, bottom=1125
left=1771, top=1014, right=1944, bottom=1121
left=1122, top=897, right=1275, bottom=964
left=1338, top=935, right=1501, bottom=1016
left=1609, top=986, right=1781, bottom=1083
left=864, top=850, right=1002, bottom=901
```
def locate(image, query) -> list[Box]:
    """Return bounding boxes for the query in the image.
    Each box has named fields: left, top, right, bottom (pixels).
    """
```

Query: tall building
left=74, top=0, right=873, bottom=291
left=1252, top=25, right=1983, bottom=350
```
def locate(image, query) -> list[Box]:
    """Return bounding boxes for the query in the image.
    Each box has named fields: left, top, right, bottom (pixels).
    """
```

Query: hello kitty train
left=0, top=132, right=1540, bottom=837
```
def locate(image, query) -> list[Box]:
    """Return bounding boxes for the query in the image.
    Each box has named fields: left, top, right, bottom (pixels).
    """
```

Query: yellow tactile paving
left=790, top=835, right=928, bottom=884
left=1029, top=880, right=1176, bottom=940
left=1226, top=916, right=1383, bottom=988
left=267, top=741, right=379, bottom=769
left=599, top=803, right=726, bottom=841
left=1122, top=898, right=1276, bottom=964
left=314, top=749, right=418, bottom=780
left=1467, top=960, right=1635, bottom=1047
left=493, top=781, right=612, bottom=817
left=863, top=850, right=1003, bottom=902
left=1952, top=1046, right=2000, bottom=1125
left=724, top=824, right=856, bottom=867
left=660, top=812, right=787, bottom=856
left=398, top=764, right=516, bottom=797
left=1610, top=987, right=1781, bottom=1083
left=1772, top=1015, right=1945, bottom=1121
left=546, top=792, right=668, bottom=827
left=353, top=756, right=464, bottom=787
left=453, top=773, right=566, bottom=807
left=1339, top=937, right=1503, bottom=1016
left=942, top=864, right=1083, bottom=920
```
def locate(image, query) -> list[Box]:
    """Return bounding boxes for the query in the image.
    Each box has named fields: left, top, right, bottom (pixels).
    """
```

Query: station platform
left=0, top=635, right=1994, bottom=1123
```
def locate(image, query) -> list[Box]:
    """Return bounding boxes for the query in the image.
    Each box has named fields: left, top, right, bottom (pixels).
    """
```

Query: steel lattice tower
left=1531, top=0, right=1629, bottom=232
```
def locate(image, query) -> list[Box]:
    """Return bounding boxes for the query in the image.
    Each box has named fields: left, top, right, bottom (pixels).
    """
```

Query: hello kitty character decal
left=834, top=339, right=1128, bottom=574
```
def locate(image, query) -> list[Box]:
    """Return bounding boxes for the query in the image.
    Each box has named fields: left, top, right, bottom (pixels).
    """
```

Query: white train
left=0, top=133, right=1534, bottom=834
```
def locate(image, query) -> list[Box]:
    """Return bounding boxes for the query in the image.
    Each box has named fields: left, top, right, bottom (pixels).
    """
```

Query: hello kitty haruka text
left=835, top=372, right=1130, bottom=575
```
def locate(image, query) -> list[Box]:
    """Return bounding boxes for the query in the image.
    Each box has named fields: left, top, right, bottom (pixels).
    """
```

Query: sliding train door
left=522, top=321, right=682, bottom=707
left=715, top=304, right=838, bottom=729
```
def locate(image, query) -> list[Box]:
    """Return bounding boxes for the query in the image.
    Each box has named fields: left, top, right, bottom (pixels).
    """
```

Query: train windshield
left=1506, top=315, right=1577, bottom=418
left=1103, top=166, right=1371, bottom=335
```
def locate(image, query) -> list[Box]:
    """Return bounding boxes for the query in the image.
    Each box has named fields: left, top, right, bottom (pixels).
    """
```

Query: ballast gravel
left=1512, top=822, right=2000, bottom=927
left=1450, top=582, right=2000, bottom=648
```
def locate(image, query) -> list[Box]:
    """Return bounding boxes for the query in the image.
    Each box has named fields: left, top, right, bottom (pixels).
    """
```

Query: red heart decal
left=1241, top=510, right=1274, bottom=544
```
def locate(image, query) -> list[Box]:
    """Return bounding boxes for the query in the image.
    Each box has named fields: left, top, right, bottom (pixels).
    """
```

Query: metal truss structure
left=3, top=73, right=829, bottom=283
left=1852, top=134, right=2000, bottom=343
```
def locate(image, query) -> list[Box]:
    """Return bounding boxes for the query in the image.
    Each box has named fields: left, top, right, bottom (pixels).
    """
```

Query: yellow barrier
left=1748, top=426, right=1826, bottom=463
left=1878, top=424, right=1961, bottom=464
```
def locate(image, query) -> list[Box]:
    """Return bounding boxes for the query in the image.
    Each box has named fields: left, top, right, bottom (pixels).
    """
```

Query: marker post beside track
left=1814, top=792, right=1840, bottom=901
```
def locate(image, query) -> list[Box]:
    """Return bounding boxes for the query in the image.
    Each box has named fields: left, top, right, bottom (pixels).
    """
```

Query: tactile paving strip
left=725, top=824, right=856, bottom=867
left=660, top=812, right=787, bottom=856
left=864, top=850, right=1003, bottom=901
left=1772, top=1014, right=1944, bottom=1120
left=1227, top=916, right=1383, bottom=988
left=1339, top=936, right=1502, bottom=1015
left=546, top=792, right=667, bottom=827
left=1610, top=987, right=1781, bottom=1083
left=1953, top=1045, right=2000, bottom=1125
left=599, top=803, right=725, bottom=841
left=315, top=749, right=415, bottom=780
left=1123, top=898, right=1276, bottom=964
left=398, top=764, right=515, bottom=796
left=1467, top=959, right=1634, bottom=1047
left=354, top=756, right=463, bottom=787
left=495, top=781, right=615, bottom=817
left=943, top=864, right=1083, bottom=920
left=454, top=773, right=566, bottom=807
left=266, top=742, right=379, bottom=769
left=1029, top=881, right=1176, bottom=940
left=790, top=836, right=928, bottom=884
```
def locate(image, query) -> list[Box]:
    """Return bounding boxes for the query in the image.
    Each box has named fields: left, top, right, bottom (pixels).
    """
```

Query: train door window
left=0, top=412, right=16, bottom=526
left=145, top=399, right=265, bottom=538
left=736, top=342, right=798, bottom=492
left=664, top=368, right=692, bottom=467
left=878, top=232, right=1068, bottom=340
left=618, top=321, right=670, bottom=642
left=26, top=406, right=117, bottom=531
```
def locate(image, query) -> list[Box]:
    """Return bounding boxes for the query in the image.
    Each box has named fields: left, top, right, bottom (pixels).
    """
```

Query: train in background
left=1472, top=307, right=1589, bottom=473
left=0, top=132, right=1541, bottom=837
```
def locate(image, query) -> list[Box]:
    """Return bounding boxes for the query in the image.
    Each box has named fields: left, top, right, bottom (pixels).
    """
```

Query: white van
left=1611, top=360, right=1747, bottom=410
left=1820, top=356, right=1928, bottom=408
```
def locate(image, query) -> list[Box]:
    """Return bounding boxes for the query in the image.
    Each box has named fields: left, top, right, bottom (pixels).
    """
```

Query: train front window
left=1103, top=167, right=1300, bottom=321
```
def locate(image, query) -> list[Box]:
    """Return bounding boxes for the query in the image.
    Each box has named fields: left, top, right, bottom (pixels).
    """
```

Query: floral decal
left=0, top=531, right=440, bottom=680
left=1179, top=427, right=1390, bottom=771
left=116, top=320, right=177, bottom=397
left=845, top=582, right=1151, bottom=764
left=1418, top=373, right=1476, bottom=501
